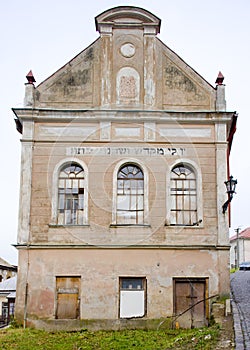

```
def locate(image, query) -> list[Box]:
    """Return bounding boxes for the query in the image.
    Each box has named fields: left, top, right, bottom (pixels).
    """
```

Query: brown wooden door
left=174, top=279, right=207, bottom=328
left=56, top=277, right=80, bottom=319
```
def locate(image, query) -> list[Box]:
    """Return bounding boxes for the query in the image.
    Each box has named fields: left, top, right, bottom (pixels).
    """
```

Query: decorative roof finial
left=215, top=71, right=224, bottom=85
left=26, top=70, right=36, bottom=85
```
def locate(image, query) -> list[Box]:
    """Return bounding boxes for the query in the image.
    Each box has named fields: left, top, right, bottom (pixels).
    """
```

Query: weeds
left=0, top=325, right=220, bottom=350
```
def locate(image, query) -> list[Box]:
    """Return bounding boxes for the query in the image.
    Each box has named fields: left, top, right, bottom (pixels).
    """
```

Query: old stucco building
left=0, top=258, right=17, bottom=324
left=13, top=6, right=237, bottom=330
left=230, top=228, right=250, bottom=268
left=0, top=257, right=17, bottom=283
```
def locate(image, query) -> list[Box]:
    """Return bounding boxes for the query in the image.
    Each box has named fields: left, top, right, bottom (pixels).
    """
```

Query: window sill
left=110, top=224, right=151, bottom=228
left=165, top=224, right=203, bottom=229
left=49, top=224, right=90, bottom=228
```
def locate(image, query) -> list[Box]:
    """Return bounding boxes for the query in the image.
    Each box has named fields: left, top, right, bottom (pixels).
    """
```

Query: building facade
left=0, top=258, right=17, bottom=324
left=230, top=228, right=250, bottom=268
left=13, top=6, right=237, bottom=330
left=0, top=257, right=17, bottom=283
left=0, top=276, right=16, bottom=325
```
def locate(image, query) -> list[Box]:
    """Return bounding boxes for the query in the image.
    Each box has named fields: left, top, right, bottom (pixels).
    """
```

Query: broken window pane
left=170, top=164, right=198, bottom=226
left=57, top=163, right=85, bottom=225
left=117, top=164, right=144, bottom=224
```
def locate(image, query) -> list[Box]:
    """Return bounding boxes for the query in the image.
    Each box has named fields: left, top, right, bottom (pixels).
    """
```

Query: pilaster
left=216, top=85, right=226, bottom=111
left=100, top=30, right=113, bottom=107
left=17, top=121, right=34, bottom=244
left=144, top=34, right=156, bottom=107
left=215, top=123, right=229, bottom=245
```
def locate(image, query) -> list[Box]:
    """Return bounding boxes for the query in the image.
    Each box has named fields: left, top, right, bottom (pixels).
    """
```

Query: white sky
left=1, top=0, right=249, bottom=265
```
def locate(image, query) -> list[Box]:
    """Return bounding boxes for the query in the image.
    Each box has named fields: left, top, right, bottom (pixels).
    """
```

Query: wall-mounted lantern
left=222, top=175, right=237, bottom=213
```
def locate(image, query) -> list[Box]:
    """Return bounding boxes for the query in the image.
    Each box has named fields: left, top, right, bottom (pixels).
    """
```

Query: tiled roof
left=0, top=257, right=13, bottom=268
left=230, top=227, right=250, bottom=242
left=7, top=292, right=16, bottom=298
left=0, top=276, right=16, bottom=291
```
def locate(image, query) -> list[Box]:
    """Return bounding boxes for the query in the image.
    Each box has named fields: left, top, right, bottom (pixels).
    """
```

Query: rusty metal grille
left=170, top=165, right=197, bottom=226
left=57, top=163, right=85, bottom=225
left=117, top=164, right=144, bottom=224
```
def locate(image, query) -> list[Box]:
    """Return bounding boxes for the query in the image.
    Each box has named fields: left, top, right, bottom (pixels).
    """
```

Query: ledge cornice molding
left=95, top=6, right=161, bottom=35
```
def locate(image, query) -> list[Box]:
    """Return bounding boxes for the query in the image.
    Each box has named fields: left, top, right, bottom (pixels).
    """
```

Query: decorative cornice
left=12, top=108, right=235, bottom=124
left=95, top=6, right=161, bottom=35
left=14, top=243, right=230, bottom=251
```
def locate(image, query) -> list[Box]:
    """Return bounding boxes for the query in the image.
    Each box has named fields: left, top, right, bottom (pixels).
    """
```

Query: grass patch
left=0, top=325, right=220, bottom=349
left=230, top=267, right=239, bottom=273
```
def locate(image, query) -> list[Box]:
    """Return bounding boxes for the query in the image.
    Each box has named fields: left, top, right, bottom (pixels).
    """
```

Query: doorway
left=173, top=278, right=208, bottom=328
left=56, top=276, right=80, bottom=319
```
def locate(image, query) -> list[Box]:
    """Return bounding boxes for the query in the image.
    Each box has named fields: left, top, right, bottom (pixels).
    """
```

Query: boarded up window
left=56, top=277, right=80, bottom=319
left=174, top=278, right=207, bottom=328
left=120, top=277, right=146, bottom=318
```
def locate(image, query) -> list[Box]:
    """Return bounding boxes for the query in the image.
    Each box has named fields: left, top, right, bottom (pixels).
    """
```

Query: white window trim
left=166, top=158, right=203, bottom=227
left=112, top=159, right=149, bottom=225
left=51, top=158, right=89, bottom=225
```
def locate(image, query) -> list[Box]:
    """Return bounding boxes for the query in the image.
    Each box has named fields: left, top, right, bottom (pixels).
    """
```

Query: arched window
left=116, top=164, right=144, bottom=225
left=170, top=164, right=198, bottom=226
left=57, top=163, right=85, bottom=225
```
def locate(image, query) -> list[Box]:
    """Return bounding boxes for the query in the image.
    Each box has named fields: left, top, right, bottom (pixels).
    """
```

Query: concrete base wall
left=26, top=317, right=172, bottom=331
left=15, top=247, right=230, bottom=329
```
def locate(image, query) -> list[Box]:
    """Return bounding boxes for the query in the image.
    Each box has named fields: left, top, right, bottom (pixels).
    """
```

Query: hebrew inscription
left=67, top=147, right=185, bottom=156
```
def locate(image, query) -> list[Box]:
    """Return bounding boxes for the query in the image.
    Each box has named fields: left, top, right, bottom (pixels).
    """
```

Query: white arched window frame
left=112, top=159, right=149, bottom=225
left=166, top=159, right=203, bottom=227
left=51, top=158, right=88, bottom=225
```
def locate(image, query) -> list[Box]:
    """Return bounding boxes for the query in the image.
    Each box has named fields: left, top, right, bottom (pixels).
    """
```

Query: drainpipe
left=23, top=247, right=30, bottom=328
left=23, top=282, right=28, bottom=329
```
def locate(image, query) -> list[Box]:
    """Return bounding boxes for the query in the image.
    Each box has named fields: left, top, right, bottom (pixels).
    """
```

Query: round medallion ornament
left=120, top=43, right=135, bottom=58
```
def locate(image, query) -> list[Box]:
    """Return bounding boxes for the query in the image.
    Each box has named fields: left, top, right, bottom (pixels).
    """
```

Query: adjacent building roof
left=0, top=276, right=17, bottom=292
left=0, top=257, right=13, bottom=268
left=230, top=227, right=250, bottom=242
left=7, top=292, right=16, bottom=299
left=0, top=257, right=17, bottom=271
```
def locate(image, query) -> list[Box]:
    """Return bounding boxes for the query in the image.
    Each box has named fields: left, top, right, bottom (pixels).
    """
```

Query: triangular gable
left=35, top=39, right=100, bottom=108
left=157, top=39, right=215, bottom=110
left=30, top=6, right=217, bottom=112
left=0, top=257, right=13, bottom=268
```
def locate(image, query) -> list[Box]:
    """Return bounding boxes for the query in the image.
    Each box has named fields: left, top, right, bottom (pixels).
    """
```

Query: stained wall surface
left=13, top=6, right=235, bottom=330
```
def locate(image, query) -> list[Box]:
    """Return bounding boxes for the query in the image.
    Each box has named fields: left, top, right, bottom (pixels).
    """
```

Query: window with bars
left=170, top=164, right=198, bottom=226
left=117, top=164, right=144, bottom=225
left=57, top=163, right=85, bottom=225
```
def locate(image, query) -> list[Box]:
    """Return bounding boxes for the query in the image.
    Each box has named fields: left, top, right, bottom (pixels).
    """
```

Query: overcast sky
left=1, top=0, right=249, bottom=265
